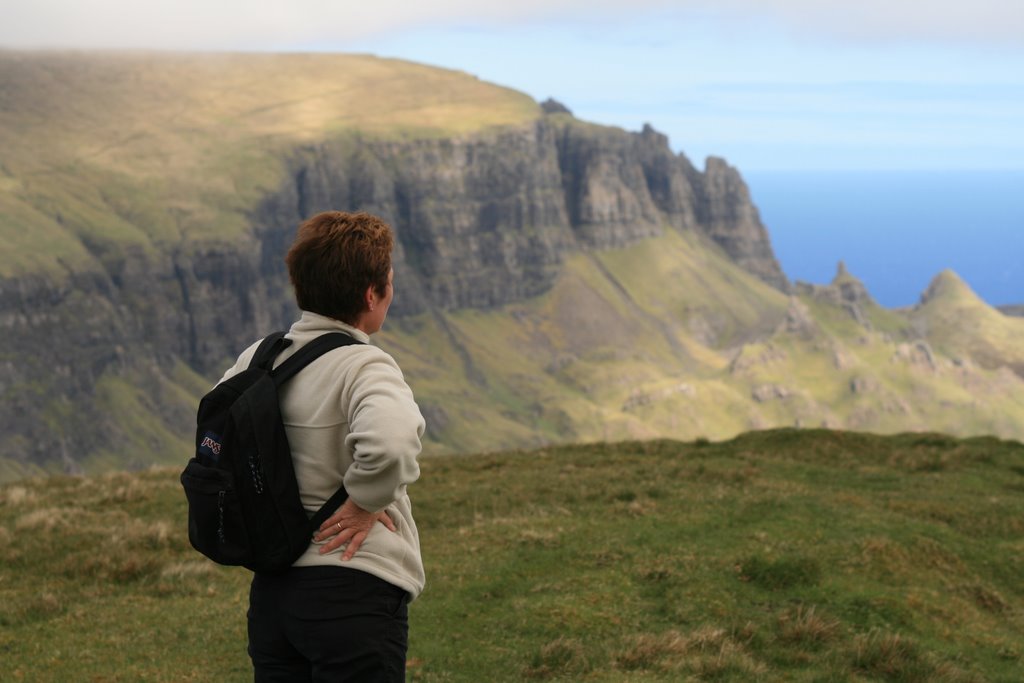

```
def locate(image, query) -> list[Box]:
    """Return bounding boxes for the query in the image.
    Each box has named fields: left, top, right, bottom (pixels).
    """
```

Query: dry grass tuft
left=638, top=561, right=681, bottom=583
left=524, top=637, right=591, bottom=679
left=849, top=629, right=986, bottom=682
left=2, top=592, right=65, bottom=626
left=152, top=560, right=221, bottom=598
left=615, top=626, right=767, bottom=677
left=1, top=486, right=36, bottom=506
left=959, top=583, right=1009, bottom=614
left=67, top=553, right=163, bottom=582
left=32, top=593, right=63, bottom=618
left=102, top=478, right=150, bottom=504
left=685, top=626, right=731, bottom=653
left=516, top=528, right=562, bottom=548
left=776, top=605, right=841, bottom=647
left=14, top=507, right=64, bottom=532
left=615, top=630, right=690, bottom=670
left=851, top=631, right=922, bottom=678
left=857, top=536, right=915, bottom=578
left=691, top=644, right=767, bottom=680
left=911, top=537, right=968, bottom=576
left=846, top=630, right=981, bottom=682
left=625, top=498, right=659, bottom=516
left=160, top=560, right=216, bottom=580
left=113, top=519, right=176, bottom=549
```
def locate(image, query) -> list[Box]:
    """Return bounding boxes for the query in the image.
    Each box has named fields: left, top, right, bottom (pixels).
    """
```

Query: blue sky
left=3, top=1, right=1024, bottom=171
left=337, top=14, right=1024, bottom=171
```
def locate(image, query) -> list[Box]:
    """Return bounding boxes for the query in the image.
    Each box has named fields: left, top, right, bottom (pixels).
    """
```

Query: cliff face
left=0, top=113, right=788, bottom=476
left=254, top=116, right=788, bottom=318
left=255, top=122, right=573, bottom=317
left=690, top=157, right=790, bottom=291
left=0, top=240, right=289, bottom=473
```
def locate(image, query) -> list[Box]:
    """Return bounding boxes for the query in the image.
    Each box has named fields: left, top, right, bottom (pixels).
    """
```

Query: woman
left=217, top=211, right=425, bottom=682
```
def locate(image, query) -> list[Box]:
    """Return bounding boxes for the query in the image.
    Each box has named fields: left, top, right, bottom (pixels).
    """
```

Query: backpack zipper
left=249, top=450, right=265, bottom=494
left=217, top=489, right=226, bottom=543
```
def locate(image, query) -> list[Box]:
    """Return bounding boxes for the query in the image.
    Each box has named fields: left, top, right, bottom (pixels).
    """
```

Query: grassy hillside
left=379, top=229, right=1024, bottom=453
left=911, top=271, right=1024, bottom=377
left=0, top=355, right=210, bottom=484
left=0, top=51, right=540, bottom=277
left=2, top=51, right=1022, bottom=482
left=1, top=429, right=1022, bottom=681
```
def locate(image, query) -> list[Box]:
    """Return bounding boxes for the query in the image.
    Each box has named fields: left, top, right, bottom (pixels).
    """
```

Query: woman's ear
left=365, top=284, right=377, bottom=312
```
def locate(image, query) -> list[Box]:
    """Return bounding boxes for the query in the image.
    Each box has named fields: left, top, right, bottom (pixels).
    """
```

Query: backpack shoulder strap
left=270, top=332, right=363, bottom=386
left=249, top=331, right=292, bottom=371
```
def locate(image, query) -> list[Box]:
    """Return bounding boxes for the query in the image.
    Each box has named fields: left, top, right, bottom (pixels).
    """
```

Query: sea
left=743, top=170, right=1024, bottom=309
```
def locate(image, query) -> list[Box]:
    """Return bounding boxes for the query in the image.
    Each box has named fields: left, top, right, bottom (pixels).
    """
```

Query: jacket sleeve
left=342, top=352, right=425, bottom=512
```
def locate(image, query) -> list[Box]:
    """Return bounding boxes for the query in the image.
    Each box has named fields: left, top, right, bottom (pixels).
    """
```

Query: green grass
left=2, top=429, right=1022, bottom=681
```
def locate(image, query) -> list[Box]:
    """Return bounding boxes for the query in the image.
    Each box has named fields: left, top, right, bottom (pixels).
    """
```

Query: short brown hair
left=285, top=211, right=394, bottom=324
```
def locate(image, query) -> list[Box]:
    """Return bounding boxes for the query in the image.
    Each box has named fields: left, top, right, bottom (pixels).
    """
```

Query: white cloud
left=1, top=0, right=639, bottom=50
left=714, top=0, right=1024, bottom=47
left=1, top=0, right=1022, bottom=51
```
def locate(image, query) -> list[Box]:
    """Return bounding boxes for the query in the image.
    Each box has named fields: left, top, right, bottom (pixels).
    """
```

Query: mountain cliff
left=253, top=114, right=788, bottom=321
left=1, top=51, right=1021, bottom=480
left=0, top=51, right=786, bottom=477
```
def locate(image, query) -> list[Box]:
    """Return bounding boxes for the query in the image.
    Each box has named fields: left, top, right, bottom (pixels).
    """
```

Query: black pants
left=247, top=566, right=409, bottom=682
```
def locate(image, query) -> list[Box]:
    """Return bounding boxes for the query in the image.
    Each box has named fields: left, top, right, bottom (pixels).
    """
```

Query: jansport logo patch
left=199, top=431, right=223, bottom=461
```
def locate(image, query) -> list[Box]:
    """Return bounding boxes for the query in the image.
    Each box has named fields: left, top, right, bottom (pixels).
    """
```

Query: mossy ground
left=2, top=429, right=1022, bottom=681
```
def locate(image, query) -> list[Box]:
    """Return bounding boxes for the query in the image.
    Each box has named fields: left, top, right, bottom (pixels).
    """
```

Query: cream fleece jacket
left=219, top=311, right=426, bottom=598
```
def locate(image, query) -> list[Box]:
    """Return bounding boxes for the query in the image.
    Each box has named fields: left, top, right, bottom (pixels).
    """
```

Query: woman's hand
left=313, top=497, right=397, bottom=561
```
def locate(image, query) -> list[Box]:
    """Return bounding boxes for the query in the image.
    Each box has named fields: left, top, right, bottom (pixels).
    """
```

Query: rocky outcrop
left=776, top=297, right=819, bottom=339
left=794, top=262, right=876, bottom=326
left=540, top=98, right=573, bottom=115
left=890, top=341, right=938, bottom=371
left=752, top=384, right=791, bottom=402
left=687, top=157, right=789, bottom=291
left=552, top=122, right=669, bottom=249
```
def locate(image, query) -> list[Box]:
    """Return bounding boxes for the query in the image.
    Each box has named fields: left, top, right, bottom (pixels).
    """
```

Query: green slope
left=911, top=270, right=1024, bottom=376
left=0, top=359, right=208, bottom=483
left=2, top=430, right=1022, bottom=681
left=379, top=230, right=1024, bottom=453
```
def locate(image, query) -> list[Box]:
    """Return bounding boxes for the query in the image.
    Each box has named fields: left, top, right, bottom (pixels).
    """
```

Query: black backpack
left=180, top=331, right=361, bottom=574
